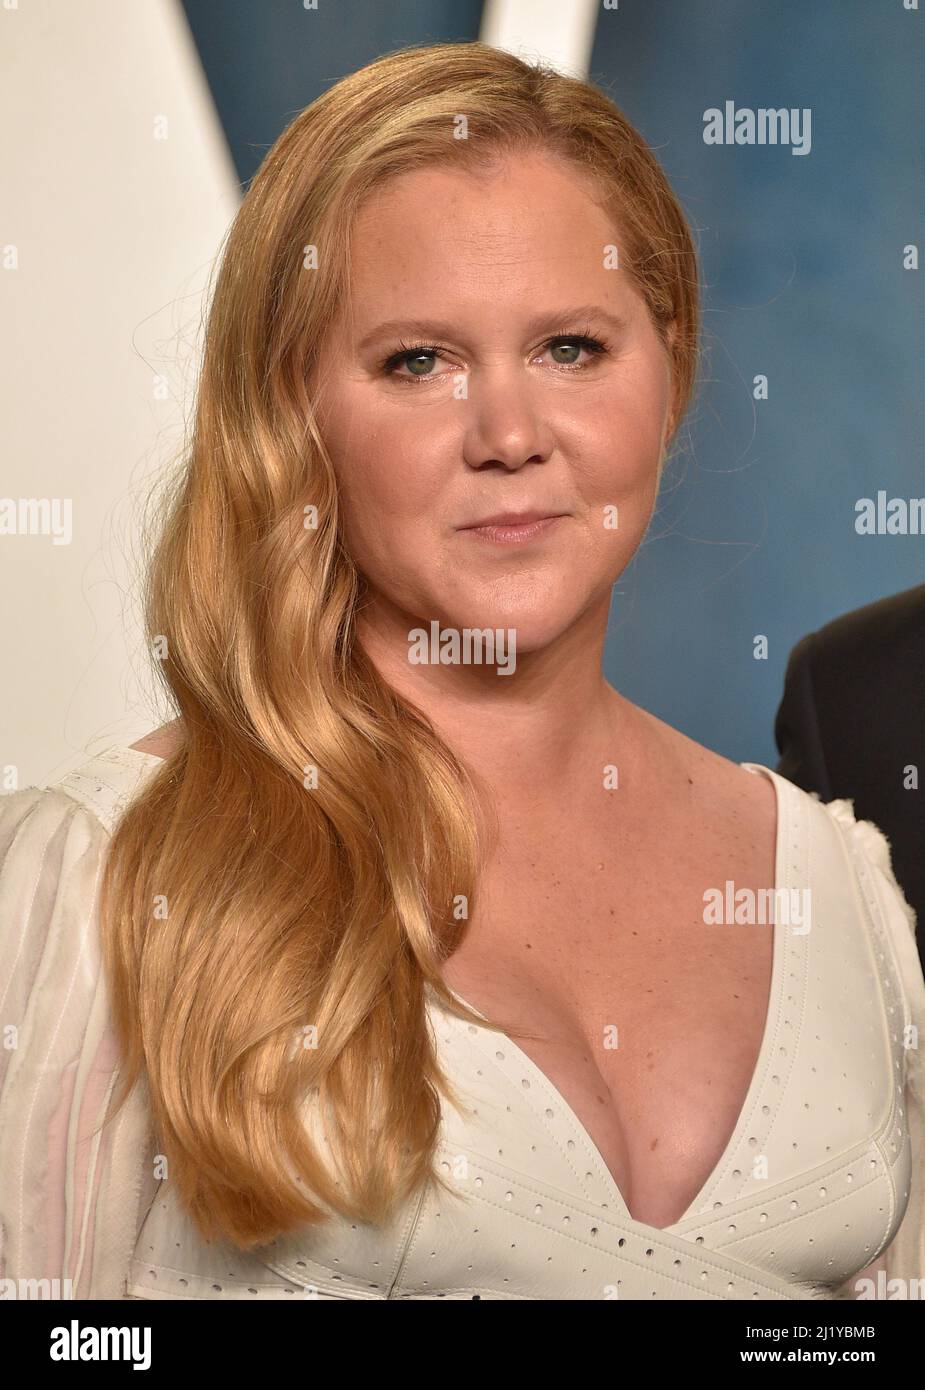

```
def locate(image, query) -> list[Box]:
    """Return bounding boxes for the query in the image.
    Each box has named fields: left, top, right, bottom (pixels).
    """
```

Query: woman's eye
left=382, top=346, right=450, bottom=381
left=401, top=350, right=443, bottom=377
left=381, top=334, right=608, bottom=383
left=543, top=335, right=608, bottom=368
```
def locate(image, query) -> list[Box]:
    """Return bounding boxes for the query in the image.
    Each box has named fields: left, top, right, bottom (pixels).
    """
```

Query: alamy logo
left=49, top=1319, right=151, bottom=1369
left=854, top=1272, right=925, bottom=1300
left=855, top=491, right=925, bottom=534
left=0, top=496, right=72, bottom=545
left=703, top=101, right=812, bottom=156
left=703, top=880, right=812, bottom=934
left=0, top=1277, right=74, bottom=1299
left=408, top=621, right=517, bottom=675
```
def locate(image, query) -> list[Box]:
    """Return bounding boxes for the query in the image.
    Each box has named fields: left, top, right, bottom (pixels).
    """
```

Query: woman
left=1, top=42, right=922, bottom=1301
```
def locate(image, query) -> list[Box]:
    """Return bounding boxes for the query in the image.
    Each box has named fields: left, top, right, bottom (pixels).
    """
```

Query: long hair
left=98, top=40, right=701, bottom=1248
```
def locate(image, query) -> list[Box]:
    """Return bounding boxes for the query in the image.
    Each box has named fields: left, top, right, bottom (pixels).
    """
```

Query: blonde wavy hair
left=99, top=40, right=701, bottom=1249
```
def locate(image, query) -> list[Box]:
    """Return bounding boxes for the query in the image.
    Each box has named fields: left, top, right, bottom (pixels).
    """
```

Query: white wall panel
left=0, top=0, right=239, bottom=784
left=480, top=0, right=599, bottom=76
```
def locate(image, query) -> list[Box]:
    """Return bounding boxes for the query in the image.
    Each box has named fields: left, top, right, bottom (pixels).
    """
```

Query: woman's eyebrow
left=356, top=304, right=631, bottom=352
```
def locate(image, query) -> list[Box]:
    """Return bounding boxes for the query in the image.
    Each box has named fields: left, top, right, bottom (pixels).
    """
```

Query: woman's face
left=312, top=149, right=675, bottom=655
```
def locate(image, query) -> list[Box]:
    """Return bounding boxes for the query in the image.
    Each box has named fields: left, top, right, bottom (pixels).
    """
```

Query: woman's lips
left=459, top=515, right=565, bottom=544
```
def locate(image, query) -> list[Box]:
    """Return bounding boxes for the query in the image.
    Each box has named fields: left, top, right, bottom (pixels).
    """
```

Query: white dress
left=1, top=745, right=923, bottom=1300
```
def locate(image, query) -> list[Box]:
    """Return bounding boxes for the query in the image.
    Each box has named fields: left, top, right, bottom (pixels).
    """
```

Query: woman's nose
left=460, top=370, right=556, bottom=471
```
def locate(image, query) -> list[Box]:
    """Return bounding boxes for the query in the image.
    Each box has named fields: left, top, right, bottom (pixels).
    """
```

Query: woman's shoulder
left=754, top=762, right=925, bottom=1087
left=800, top=782, right=922, bottom=990
left=773, top=765, right=919, bottom=947
left=1, top=743, right=165, bottom=842
left=645, top=709, right=912, bottom=892
left=0, top=744, right=164, bottom=993
left=127, top=718, right=184, bottom=763
left=645, top=708, right=919, bottom=975
left=751, top=755, right=919, bottom=975
left=0, top=741, right=168, bottom=949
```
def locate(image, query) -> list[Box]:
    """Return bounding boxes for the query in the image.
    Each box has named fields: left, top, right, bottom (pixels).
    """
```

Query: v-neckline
left=118, top=745, right=792, bottom=1235
left=433, top=761, right=790, bottom=1235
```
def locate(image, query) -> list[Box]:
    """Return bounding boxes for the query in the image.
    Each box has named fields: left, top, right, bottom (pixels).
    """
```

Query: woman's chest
left=442, top=927, right=775, bottom=1228
left=439, top=803, right=779, bottom=1229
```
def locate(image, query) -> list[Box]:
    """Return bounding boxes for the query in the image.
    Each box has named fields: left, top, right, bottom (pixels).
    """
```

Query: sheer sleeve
left=0, top=785, right=155, bottom=1299
left=823, top=796, right=925, bottom=1293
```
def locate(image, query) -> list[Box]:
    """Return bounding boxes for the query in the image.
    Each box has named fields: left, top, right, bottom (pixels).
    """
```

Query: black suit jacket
left=774, top=582, right=925, bottom=969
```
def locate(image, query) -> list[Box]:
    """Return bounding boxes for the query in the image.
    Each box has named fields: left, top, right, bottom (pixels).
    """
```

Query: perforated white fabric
left=1, top=746, right=922, bottom=1299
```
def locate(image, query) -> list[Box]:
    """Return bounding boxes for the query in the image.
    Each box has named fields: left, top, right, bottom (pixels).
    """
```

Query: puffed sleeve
left=823, top=797, right=925, bottom=1293
left=0, top=785, right=155, bottom=1299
